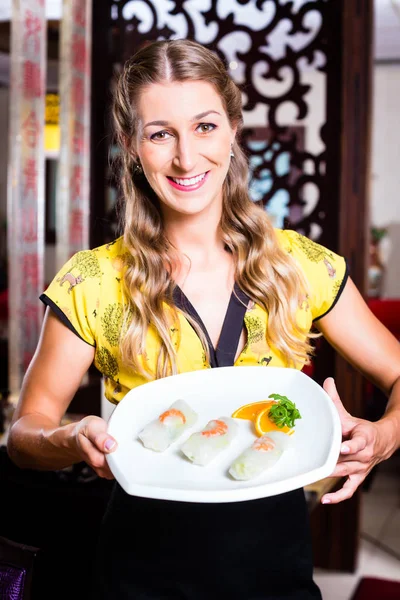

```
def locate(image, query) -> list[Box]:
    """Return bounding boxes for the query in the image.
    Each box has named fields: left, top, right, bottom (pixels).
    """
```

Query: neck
left=163, top=205, right=225, bottom=264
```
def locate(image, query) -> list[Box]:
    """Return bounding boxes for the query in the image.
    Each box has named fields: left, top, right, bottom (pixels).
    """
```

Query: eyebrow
left=143, top=110, right=222, bottom=129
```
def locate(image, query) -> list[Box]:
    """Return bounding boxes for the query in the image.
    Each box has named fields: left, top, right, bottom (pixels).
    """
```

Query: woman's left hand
left=320, top=377, right=394, bottom=505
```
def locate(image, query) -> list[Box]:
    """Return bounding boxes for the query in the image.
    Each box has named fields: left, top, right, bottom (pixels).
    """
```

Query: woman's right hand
left=73, top=415, right=118, bottom=480
left=8, top=310, right=119, bottom=475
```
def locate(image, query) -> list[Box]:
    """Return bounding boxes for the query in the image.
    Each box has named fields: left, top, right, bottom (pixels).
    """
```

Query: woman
left=7, top=39, right=400, bottom=599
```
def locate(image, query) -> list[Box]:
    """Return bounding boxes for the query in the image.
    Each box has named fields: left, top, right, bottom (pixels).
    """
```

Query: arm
left=315, top=277, right=400, bottom=502
left=7, top=308, right=117, bottom=478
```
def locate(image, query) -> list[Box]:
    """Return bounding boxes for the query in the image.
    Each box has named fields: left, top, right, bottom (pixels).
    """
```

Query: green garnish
left=267, top=393, right=302, bottom=429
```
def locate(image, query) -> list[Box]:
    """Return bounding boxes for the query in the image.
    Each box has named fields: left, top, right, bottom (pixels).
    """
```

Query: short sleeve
left=278, top=229, right=349, bottom=322
left=40, top=250, right=102, bottom=346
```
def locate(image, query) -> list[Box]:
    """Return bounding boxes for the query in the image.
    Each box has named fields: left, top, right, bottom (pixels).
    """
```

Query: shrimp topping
left=253, top=437, right=276, bottom=452
left=159, top=409, right=186, bottom=424
left=201, top=419, right=228, bottom=437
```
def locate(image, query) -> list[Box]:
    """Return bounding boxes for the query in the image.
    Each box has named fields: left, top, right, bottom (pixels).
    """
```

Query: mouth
left=166, top=171, right=209, bottom=192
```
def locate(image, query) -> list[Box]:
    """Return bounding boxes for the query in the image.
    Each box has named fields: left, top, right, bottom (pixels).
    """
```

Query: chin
left=173, top=202, right=214, bottom=217
left=160, top=192, right=221, bottom=217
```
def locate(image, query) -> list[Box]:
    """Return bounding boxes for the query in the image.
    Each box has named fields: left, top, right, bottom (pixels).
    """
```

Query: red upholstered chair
left=351, top=576, right=400, bottom=600
left=363, top=299, right=400, bottom=490
left=367, top=298, right=400, bottom=340
left=365, top=299, right=400, bottom=407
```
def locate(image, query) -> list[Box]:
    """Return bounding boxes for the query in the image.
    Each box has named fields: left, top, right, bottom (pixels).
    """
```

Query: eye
left=197, top=123, right=217, bottom=134
left=150, top=130, right=172, bottom=141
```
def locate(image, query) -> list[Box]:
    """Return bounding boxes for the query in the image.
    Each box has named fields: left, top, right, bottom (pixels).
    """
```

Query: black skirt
left=93, top=483, right=322, bottom=600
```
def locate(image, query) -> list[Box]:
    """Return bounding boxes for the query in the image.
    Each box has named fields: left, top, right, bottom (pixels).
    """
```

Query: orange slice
left=255, top=405, right=293, bottom=437
left=231, top=400, right=275, bottom=422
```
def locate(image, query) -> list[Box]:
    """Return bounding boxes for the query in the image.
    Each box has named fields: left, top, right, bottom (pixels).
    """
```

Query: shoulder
left=274, top=228, right=343, bottom=271
left=91, top=236, right=127, bottom=263
left=40, top=237, right=128, bottom=346
left=275, top=228, right=332, bottom=257
left=274, top=228, right=293, bottom=252
left=274, top=228, right=349, bottom=321
left=78, top=237, right=130, bottom=279
left=43, top=236, right=128, bottom=306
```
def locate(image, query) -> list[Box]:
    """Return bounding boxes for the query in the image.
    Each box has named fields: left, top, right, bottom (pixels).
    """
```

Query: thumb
left=323, top=377, right=351, bottom=422
left=79, top=416, right=118, bottom=454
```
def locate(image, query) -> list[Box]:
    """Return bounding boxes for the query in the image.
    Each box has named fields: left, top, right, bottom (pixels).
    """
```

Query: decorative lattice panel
left=109, top=0, right=331, bottom=241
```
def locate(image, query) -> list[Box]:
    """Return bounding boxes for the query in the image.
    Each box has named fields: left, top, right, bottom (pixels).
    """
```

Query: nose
left=172, top=135, right=197, bottom=172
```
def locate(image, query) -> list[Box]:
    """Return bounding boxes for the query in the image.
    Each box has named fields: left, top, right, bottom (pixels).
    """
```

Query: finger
left=90, top=464, right=115, bottom=480
left=321, top=474, right=364, bottom=504
left=79, top=436, right=111, bottom=467
left=80, top=441, right=116, bottom=481
left=329, top=460, right=365, bottom=478
left=93, top=432, right=118, bottom=453
left=323, top=378, right=356, bottom=437
left=94, top=463, right=115, bottom=480
left=340, top=434, right=367, bottom=456
left=82, top=418, right=118, bottom=453
left=323, top=378, right=349, bottom=418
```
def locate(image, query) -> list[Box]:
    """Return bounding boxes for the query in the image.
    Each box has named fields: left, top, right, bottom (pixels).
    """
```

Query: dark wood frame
left=311, top=0, right=373, bottom=573
left=89, top=0, right=113, bottom=250
left=45, top=158, right=57, bottom=244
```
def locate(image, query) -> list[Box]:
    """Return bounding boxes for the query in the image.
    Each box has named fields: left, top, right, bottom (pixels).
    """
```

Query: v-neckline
left=172, top=283, right=250, bottom=368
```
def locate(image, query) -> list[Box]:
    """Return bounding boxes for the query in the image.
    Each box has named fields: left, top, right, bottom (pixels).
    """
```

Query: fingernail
left=322, top=498, right=331, bottom=504
left=341, top=445, right=350, bottom=453
left=105, top=439, right=116, bottom=451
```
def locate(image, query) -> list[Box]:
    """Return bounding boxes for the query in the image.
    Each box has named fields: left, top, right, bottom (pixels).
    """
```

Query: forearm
left=7, top=414, right=81, bottom=471
left=377, top=376, right=400, bottom=458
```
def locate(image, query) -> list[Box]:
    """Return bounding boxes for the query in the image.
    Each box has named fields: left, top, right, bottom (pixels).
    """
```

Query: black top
left=94, top=285, right=322, bottom=599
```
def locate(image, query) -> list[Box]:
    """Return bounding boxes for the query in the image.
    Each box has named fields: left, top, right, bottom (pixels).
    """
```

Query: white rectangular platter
left=106, top=366, right=341, bottom=503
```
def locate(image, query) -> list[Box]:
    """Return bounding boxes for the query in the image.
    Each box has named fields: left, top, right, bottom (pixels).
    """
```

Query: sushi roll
left=181, top=417, right=238, bottom=466
left=138, top=399, right=198, bottom=452
left=229, top=431, right=292, bottom=481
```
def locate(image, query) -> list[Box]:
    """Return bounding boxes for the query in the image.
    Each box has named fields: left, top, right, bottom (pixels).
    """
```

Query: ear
left=231, top=124, right=238, bottom=145
left=128, top=146, right=140, bottom=164
left=121, top=132, right=138, bottom=160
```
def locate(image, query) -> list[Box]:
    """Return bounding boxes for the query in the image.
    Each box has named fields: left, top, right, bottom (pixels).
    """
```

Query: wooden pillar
left=312, top=0, right=373, bottom=573
left=7, top=0, right=46, bottom=395
left=89, top=0, right=113, bottom=249
left=56, top=0, right=92, bottom=269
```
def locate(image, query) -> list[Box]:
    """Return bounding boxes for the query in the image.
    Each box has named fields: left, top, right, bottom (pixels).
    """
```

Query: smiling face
left=134, top=80, right=236, bottom=220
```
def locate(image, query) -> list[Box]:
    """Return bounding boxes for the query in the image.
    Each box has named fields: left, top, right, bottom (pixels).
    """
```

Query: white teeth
left=171, top=172, right=206, bottom=186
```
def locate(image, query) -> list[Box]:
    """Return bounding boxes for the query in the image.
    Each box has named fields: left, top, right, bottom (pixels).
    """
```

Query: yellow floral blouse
left=40, top=230, right=348, bottom=404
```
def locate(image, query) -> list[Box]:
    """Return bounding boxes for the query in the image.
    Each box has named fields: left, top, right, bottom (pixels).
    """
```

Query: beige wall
left=370, top=63, right=400, bottom=297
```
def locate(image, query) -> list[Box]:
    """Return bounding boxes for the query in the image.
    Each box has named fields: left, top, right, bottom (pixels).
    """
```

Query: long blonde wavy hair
left=111, top=39, right=313, bottom=378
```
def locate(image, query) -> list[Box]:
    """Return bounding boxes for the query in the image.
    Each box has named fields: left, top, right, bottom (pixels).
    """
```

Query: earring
left=230, top=144, right=235, bottom=158
left=134, top=161, right=143, bottom=175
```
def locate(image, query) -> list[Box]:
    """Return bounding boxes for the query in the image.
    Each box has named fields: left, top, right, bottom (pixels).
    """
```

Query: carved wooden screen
left=108, top=0, right=335, bottom=249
